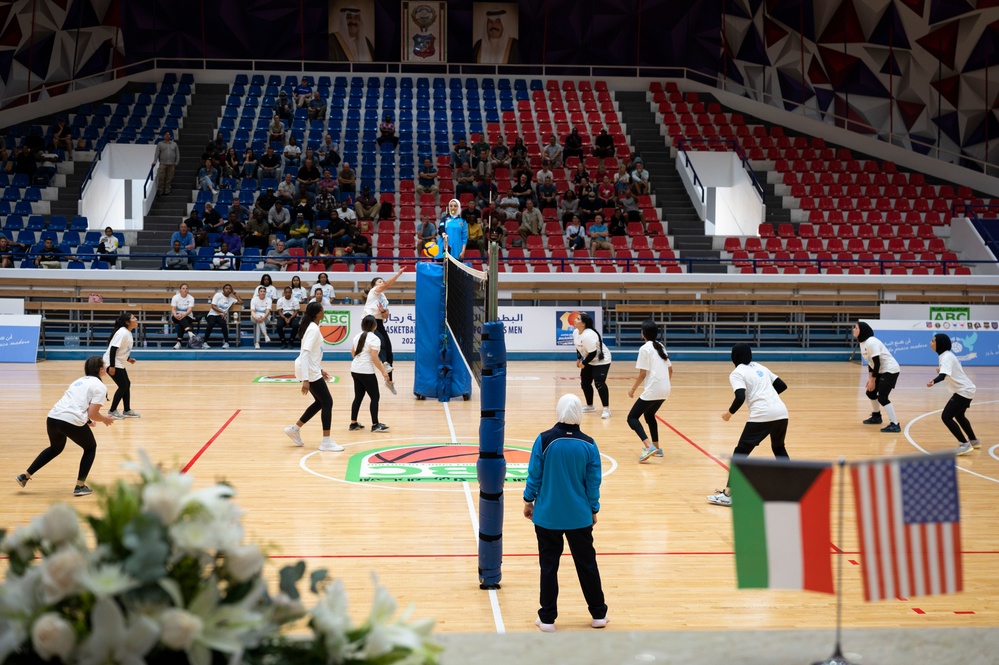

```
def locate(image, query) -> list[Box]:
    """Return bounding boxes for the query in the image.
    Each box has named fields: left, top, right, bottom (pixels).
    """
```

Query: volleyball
left=421, top=238, right=442, bottom=258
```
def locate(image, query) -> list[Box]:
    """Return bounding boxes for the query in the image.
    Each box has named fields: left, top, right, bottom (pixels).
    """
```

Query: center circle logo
left=345, top=443, right=531, bottom=483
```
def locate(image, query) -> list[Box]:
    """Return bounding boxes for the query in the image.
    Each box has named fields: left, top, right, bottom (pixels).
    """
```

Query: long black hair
left=259, top=273, right=273, bottom=288
left=84, top=356, right=104, bottom=377
left=299, top=301, right=324, bottom=339
left=108, top=311, right=134, bottom=345
left=578, top=312, right=604, bottom=361
left=641, top=320, right=668, bottom=360
left=933, top=333, right=952, bottom=354
left=353, top=315, right=378, bottom=357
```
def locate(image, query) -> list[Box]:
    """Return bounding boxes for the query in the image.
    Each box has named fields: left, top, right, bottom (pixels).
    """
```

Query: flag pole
left=812, top=457, right=857, bottom=665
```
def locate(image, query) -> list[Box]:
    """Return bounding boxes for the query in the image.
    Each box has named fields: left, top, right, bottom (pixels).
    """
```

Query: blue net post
left=477, top=320, right=506, bottom=589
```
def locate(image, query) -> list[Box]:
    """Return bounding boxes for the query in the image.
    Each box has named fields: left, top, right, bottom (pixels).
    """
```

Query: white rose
left=31, top=612, right=76, bottom=662
left=142, top=482, right=185, bottom=525
left=223, top=544, right=264, bottom=583
left=37, top=503, right=79, bottom=547
left=40, top=547, right=85, bottom=604
left=158, top=608, right=203, bottom=651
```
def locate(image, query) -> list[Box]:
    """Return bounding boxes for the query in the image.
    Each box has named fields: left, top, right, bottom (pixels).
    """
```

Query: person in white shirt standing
left=572, top=313, right=613, bottom=418
left=349, top=315, right=392, bottom=433
left=927, top=333, right=980, bottom=456
left=285, top=302, right=342, bottom=451
left=204, top=284, right=242, bottom=349
left=104, top=312, right=140, bottom=419
left=275, top=286, right=301, bottom=349
left=249, top=286, right=273, bottom=349
left=627, top=321, right=673, bottom=463
left=363, top=267, right=405, bottom=393
left=854, top=321, right=902, bottom=432
left=15, top=357, right=115, bottom=496
left=707, top=343, right=790, bottom=507
left=171, top=283, right=196, bottom=349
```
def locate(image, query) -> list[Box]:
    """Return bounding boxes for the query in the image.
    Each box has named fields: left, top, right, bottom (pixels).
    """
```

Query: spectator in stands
left=315, top=185, right=337, bottom=220
left=200, top=202, right=221, bottom=232
left=559, top=188, right=580, bottom=226
left=563, top=128, right=584, bottom=162
left=630, top=159, right=650, bottom=196
left=417, top=215, right=437, bottom=246
left=0, top=236, right=15, bottom=268
left=337, top=198, right=358, bottom=226
left=327, top=209, right=353, bottom=251
left=543, top=135, right=563, bottom=167
left=470, top=133, right=490, bottom=157
left=450, top=138, right=470, bottom=168
left=618, top=191, right=646, bottom=228
left=355, top=186, right=379, bottom=221
left=53, top=118, right=73, bottom=159
left=588, top=213, right=613, bottom=253
left=608, top=208, right=627, bottom=237
left=275, top=286, right=301, bottom=348
left=222, top=148, right=240, bottom=179
left=416, top=157, right=439, bottom=195
left=277, top=173, right=299, bottom=205
left=35, top=145, right=59, bottom=185
left=294, top=77, right=313, bottom=107
left=213, top=242, right=235, bottom=270
left=518, top=200, right=544, bottom=245
left=596, top=175, right=616, bottom=208
left=153, top=132, right=180, bottom=194
left=485, top=213, right=506, bottom=251
left=307, top=91, right=327, bottom=121
left=168, top=283, right=197, bottom=348
left=230, top=196, right=249, bottom=222
left=318, top=168, right=339, bottom=193
left=613, top=163, right=631, bottom=196
left=274, top=91, right=294, bottom=122
left=343, top=233, right=371, bottom=270
left=220, top=224, right=242, bottom=260
left=287, top=214, right=312, bottom=249
left=455, top=162, right=476, bottom=197
left=14, top=145, right=36, bottom=179
left=537, top=175, right=558, bottom=211
left=338, top=162, right=356, bottom=198
left=466, top=207, right=486, bottom=256
left=267, top=199, right=291, bottom=236
left=171, top=222, right=196, bottom=265
left=297, top=157, right=320, bottom=199
left=263, top=241, right=291, bottom=273
left=245, top=210, right=271, bottom=251
left=473, top=147, right=493, bottom=181
left=498, top=188, right=522, bottom=223
left=204, top=284, right=241, bottom=349
left=197, top=158, right=219, bottom=194
left=510, top=137, right=528, bottom=171
left=164, top=240, right=188, bottom=270
left=293, top=195, right=315, bottom=224
left=491, top=136, right=511, bottom=171
left=268, top=114, right=286, bottom=145
left=535, top=160, right=554, bottom=186
left=254, top=187, right=277, bottom=217
left=377, top=112, right=398, bottom=149
left=565, top=214, right=586, bottom=251
left=512, top=173, right=535, bottom=208
left=283, top=136, right=302, bottom=168
left=580, top=190, right=602, bottom=221
left=309, top=225, right=334, bottom=266
left=98, top=226, right=119, bottom=267
left=259, top=146, right=281, bottom=181
left=592, top=128, right=615, bottom=159
left=240, top=148, right=259, bottom=181
left=317, top=134, right=341, bottom=170
left=475, top=174, right=499, bottom=210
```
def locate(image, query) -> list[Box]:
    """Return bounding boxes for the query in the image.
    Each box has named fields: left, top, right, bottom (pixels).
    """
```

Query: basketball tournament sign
left=345, top=444, right=531, bottom=482
left=320, top=309, right=351, bottom=346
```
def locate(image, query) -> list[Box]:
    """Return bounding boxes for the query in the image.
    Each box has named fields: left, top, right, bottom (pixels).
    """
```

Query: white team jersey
left=291, top=286, right=309, bottom=302
left=210, top=293, right=237, bottom=316
left=861, top=336, right=901, bottom=374
left=48, top=375, right=108, bottom=426
left=276, top=296, right=300, bottom=315
left=312, top=282, right=336, bottom=301
left=363, top=289, right=389, bottom=319
left=102, top=327, right=133, bottom=369
left=350, top=331, right=382, bottom=374
left=171, top=293, right=195, bottom=316
left=938, top=350, right=976, bottom=399
left=573, top=328, right=612, bottom=366
left=250, top=296, right=272, bottom=318
left=261, top=284, right=278, bottom=300
left=636, top=341, right=672, bottom=401
left=730, top=362, right=788, bottom=422
left=295, top=322, right=324, bottom=381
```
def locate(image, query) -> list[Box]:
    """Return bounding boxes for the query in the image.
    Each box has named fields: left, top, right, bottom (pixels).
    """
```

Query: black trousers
left=941, top=394, right=976, bottom=443
left=865, top=371, right=899, bottom=405
left=204, top=314, right=229, bottom=344
left=276, top=315, right=300, bottom=342
left=627, top=398, right=665, bottom=442
left=726, top=418, right=789, bottom=486
left=299, top=377, right=333, bottom=430
left=535, top=524, right=606, bottom=624
left=109, top=366, right=131, bottom=412
left=351, top=372, right=381, bottom=423
left=374, top=318, right=394, bottom=379
left=174, top=315, right=195, bottom=342
left=29, top=418, right=98, bottom=481
left=580, top=363, right=610, bottom=407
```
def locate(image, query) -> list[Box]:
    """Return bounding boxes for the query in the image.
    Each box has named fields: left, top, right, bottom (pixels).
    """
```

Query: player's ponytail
left=108, top=311, right=133, bottom=346
left=300, top=302, right=324, bottom=339
left=579, top=312, right=604, bottom=361
left=641, top=319, right=668, bottom=360
left=355, top=315, right=377, bottom=357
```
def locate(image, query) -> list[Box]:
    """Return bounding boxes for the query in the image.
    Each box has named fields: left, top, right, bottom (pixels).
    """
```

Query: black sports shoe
left=880, top=423, right=901, bottom=433
left=73, top=484, right=93, bottom=497
left=349, top=423, right=365, bottom=431
left=863, top=413, right=883, bottom=425
left=371, top=423, right=390, bottom=432
left=15, top=474, right=28, bottom=488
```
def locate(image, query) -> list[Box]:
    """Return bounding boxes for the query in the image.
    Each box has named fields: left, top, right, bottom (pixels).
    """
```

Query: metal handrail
left=675, top=137, right=765, bottom=202
left=143, top=163, right=156, bottom=199
left=675, top=138, right=706, bottom=204
left=78, top=139, right=108, bottom=200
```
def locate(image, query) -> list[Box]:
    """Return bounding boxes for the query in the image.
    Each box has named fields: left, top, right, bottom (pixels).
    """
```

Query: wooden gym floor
left=2, top=359, right=997, bottom=635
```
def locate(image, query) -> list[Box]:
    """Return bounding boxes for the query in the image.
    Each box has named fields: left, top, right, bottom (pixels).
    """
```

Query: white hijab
left=557, top=394, right=582, bottom=425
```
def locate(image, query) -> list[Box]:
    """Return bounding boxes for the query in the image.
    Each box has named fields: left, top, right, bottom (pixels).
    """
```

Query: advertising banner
left=860, top=319, right=999, bottom=367
left=0, top=314, right=41, bottom=363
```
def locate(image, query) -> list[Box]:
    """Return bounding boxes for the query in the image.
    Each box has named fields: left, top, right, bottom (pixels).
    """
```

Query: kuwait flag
left=730, top=457, right=834, bottom=593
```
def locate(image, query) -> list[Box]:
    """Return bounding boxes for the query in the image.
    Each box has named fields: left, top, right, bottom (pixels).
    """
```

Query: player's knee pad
left=877, top=394, right=891, bottom=406
left=865, top=389, right=878, bottom=401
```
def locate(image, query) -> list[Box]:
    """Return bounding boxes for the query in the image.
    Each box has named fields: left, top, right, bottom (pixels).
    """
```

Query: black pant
left=941, top=394, right=976, bottom=443
left=109, top=366, right=131, bottom=412
left=351, top=372, right=381, bottom=423
left=29, top=418, right=97, bottom=482
left=865, top=372, right=899, bottom=405
left=580, top=363, right=610, bottom=407
left=535, top=524, right=606, bottom=624
left=374, top=319, right=394, bottom=380
left=300, top=377, right=333, bottom=430
left=276, top=315, right=300, bottom=342
left=627, top=398, right=665, bottom=442
left=204, top=314, right=229, bottom=344
left=726, top=419, right=789, bottom=486
left=175, top=315, right=195, bottom=342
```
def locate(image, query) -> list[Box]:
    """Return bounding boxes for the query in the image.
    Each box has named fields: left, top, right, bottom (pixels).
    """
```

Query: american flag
left=850, top=452, right=962, bottom=602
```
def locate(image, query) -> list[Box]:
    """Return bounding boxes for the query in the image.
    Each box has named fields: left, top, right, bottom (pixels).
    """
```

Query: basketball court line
left=181, top=409, right=241, bottom=473
left=657, top=416, right=730, bottom=471
left=903, top=400, right=999, bottom=485
left=260, top=549, right=999, bottom=560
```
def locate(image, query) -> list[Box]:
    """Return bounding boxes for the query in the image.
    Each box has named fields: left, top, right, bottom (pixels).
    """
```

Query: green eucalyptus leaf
left=278, top=561, right=306, bottom=600
left=122, top=514, right=170, bottom=583
left=309, top=569, right=329, bottom=594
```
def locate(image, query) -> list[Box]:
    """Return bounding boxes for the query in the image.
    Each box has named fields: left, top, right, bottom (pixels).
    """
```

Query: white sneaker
left=122, top=410, right=141, bottom=418
left=534, top=618, right=555, bottom=633
left=108, top=410, right=125, bottom=420
left=956, top=441, right=974, bottom=456
left=254, top=343, right=260, bottom=349
left=582, top=405, right=596, bottom=413
left=222, top=342, right=230, bottom=349
left=318, top=440, right=344, bottom=452
left=264, top=335, right=271, bottom=343
left=591, top=617, right=610, bottom=629
left=706, top=491, right=732, bottom=506
left=383, top=362, right=393, bottom=373
left=601, top=407, right=611, bottom=419
left=284, top=425, right=305, bottom=447
left=970, top=439, right=981, bottom=449
left=173, top=342, right=182, bottom=350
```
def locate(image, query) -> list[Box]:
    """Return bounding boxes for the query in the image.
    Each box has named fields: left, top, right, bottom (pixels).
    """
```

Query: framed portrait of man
left=401, top=2, right=447, bottom=62
left=472, top=3, right=519, bottom=64
left=328, top=0, right=376, bottom=62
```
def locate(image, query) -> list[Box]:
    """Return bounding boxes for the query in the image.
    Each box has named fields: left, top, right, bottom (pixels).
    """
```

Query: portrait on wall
left=328, top=0, right=376, bottom=62
left=472, top=3, right=519, bottom=64
left=402, top=2, right=447, bottom=62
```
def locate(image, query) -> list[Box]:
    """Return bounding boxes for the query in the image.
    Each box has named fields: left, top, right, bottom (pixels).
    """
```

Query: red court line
left=182, top=410, right=241, bottom=473
left=657, top=416, right=730, bottom=470
left=264, top=550, right=999, bottom=560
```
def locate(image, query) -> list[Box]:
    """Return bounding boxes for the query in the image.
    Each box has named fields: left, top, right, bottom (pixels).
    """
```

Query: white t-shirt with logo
left=48, top=376, right=108, bottom=427
left=730, top=362, right=788, bottom=422
left=210, top=292, right=237, bottom=317
left=276, top=296, right=300, bottom=316
left=938, top=350, right=976, bottom=399
left=291, top=286, right=309, bottom=303
left=350, top=331, right=382, bottom=374
left=295, top=322, right=324, bottom=381
left=861, top=336, right=901, bottom=374
left=102, top=327, right=133, bottom=369
left=636, top=341, right=672, bottom=401
left=363, top=289, right=389, bottom=319
left=573, top=328, right=612, bottom=366
left=250, top=295, right=272, bottom=319
left=312, top=282, right=336, bottom=301
left=171, top=293, right=195, bottom=317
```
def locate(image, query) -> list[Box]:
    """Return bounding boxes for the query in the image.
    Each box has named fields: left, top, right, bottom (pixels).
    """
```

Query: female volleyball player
left=627, top=320, right=672, bottom=462
left=439, top=198, right=468, bottom=260
left=285, top=301, right=342, bottom=451
left=250, top=285, right=273, bottom=349
left=349, top=315, right=392, bottom=433
left=105, top=311, right=140, bottom=418
left=363, top=266, right=405, bottom=394
left=171, top=283, right=196, bottom=349
left=15, top=356, right=115, bottom=496
left=853, top=321, right=902, bottom=432
left=707, top=343, right=790, bottom=507
left=927, top=333, right=980, bottom=456
left=572, top=312, right=612, bottom=418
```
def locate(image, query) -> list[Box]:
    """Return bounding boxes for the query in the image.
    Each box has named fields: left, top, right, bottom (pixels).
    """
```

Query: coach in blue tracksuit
left=523, top=393, right=608, bottom=632
left=438, top=198, right=468, bottom=260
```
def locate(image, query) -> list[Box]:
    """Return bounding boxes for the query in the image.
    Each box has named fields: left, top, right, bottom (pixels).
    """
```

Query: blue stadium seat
left=26, top=215, right=45, bottom=231
left=62, top=231, right=81, bottom=247
left=13, top=202, right=32, bottom=216
left=49, top=215, right=67, bottom=230
left=83, top=231, right=101, bottom=247
left=4, top=215, right=24, bottom=230
left=250, top=74, right=265, bottom=86
left=70, top=216, right=88, bottom=231
left=67, top=260, right=86, bottom=270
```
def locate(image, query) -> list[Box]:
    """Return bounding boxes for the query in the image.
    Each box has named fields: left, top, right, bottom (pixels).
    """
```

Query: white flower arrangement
left=0, top=452, right=441, bottom=665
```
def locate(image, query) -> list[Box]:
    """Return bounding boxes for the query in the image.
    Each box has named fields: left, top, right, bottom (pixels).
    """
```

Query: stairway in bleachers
left=130, top=84, right=230, bottom=269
